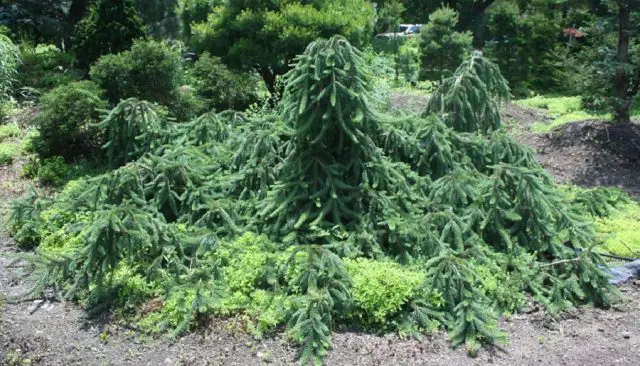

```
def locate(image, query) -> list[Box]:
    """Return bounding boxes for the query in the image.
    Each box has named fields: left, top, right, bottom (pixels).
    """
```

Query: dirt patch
left=503, top=103, right=640, bottom=198
left=501, top=102, right=552, bottom=129
left=390, top=91, right=430, bottom=114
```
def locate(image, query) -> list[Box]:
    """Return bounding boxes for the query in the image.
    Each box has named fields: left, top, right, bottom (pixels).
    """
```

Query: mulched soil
left=2, top=99, right=640, bottom=365
left=503, top=103, right=640, bottom=198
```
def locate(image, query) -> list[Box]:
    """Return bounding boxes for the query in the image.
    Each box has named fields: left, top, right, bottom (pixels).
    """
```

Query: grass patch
left=0, top=142, right=21, bottom=165
left=0, top=123, right=20, bottom=142
left=516, top=95, right=640, bottom=133
left=596, top=202, right=640, bottom=258
left=516, top=96, right=606, bottom=132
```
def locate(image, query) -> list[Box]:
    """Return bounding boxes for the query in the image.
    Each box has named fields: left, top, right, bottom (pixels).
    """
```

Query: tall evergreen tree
left=418, top=7, right=473, bottom=81
left=73, top=0, right=147, bottom=68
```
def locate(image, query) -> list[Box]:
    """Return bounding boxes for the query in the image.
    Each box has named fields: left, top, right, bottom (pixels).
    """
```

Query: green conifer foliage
left=8, top=36, right=619, bottom=364
left=99, top=99, right=173, bottom=167
left=73, top=0, right=147, bottom=69
left=260, top=36, right=410, bottom=245
left=427, top=51, right=510, bottom=133
left=418, top=7, right=473, bottom=81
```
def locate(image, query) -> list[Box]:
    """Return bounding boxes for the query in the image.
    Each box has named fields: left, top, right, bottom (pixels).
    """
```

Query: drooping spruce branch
left=427, top=51, right=510, bottom=133
left=99, top=98, right=175, bottom=168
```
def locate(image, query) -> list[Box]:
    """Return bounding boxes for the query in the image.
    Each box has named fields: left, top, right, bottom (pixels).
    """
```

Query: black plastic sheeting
left=606, top=260, right=640, bottom=285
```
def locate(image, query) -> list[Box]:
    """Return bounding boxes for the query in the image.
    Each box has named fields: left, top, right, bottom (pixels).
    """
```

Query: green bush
left=90, top=39, right=182, bottom=104
left=16, top=43, right=79, bottom=92
left=37, top=156, right=69, bottom=186
left=398, top=36, right=421, bottom=82
left=8, top=37, right=618, bottom=364
left=0, top=142, right=21, bottom=165
left=190, top=52, right=260, bottom=111
left=87, top=53, right=128, bottom=102
left=98, top=99, right=172, bottom=167
left=419, top=7, right=472, bottom=81
left=8, top=188, right=50, bottom=249
left=140, top=232, right=291, bottom=338
left=73, top=0, right=147, bottom=69
left=170, top=85, right=206, bottom=121
left=31, top=81, right=108, bottom=160
left=0, top=123, right=20, bottom=142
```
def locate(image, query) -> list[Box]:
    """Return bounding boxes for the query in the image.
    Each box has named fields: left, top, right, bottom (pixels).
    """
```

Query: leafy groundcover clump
left=8, top=37, right=619, bottom=364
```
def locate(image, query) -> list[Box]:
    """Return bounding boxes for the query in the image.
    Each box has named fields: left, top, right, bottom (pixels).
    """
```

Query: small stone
left=621, top=331, right=631, bottom=339
left=543, top=321, right=559, bottom=331
left=597, top=328, right=605, bottom=332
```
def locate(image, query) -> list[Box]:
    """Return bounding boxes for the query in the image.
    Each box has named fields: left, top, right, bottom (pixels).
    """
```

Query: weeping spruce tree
left=261, top=37, right=408, bottom=242
left=260, top=37, right=415, bottom=363
left=267, top=37, right=615, bottom=361
left=9, top=36, right=618, bottom=365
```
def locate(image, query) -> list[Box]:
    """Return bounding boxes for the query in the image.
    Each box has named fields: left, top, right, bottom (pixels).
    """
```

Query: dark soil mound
left=520, top=120, right=640, bottom=198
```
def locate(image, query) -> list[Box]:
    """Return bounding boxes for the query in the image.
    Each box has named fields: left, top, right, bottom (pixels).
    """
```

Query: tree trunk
left=68, top=0, right=91, bottom=25
left=613, top=0, right=631, bottom=124
left=260, top=67, right=277, bottom=96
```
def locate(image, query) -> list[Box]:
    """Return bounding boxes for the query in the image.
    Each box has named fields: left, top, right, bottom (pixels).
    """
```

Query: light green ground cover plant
left=0, top=142, right=21, bottom=165
left=516, top=96, right=604, bottom=132
left=516, top=95, right=640, bottom=132
left=561, top=185, right=640, bottom=258
left=596, top=203, right=640, bottom=258
left=0, top=123, right=20, bottom=142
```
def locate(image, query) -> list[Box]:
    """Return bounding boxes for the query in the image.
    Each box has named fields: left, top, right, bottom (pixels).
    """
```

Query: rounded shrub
left=73, top=0, right=147, bottom=69
left=418, top=7, right=472, bottom=81
left=190, top=52, right=260, bottom=111
left=87, top=53, right=129, bottom=102
left=345, top=258, right=427, bottom=328
left=37, top=156, right=69, bottom=186
left=32, top=81, right=108, bottom=160
left=90, top=39, right=182, bottom=105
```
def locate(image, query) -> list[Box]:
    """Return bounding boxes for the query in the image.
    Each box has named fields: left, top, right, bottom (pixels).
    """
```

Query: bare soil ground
left=502, top=103, right=640, bottom=198
left=2, top=100, right=640, bottom=365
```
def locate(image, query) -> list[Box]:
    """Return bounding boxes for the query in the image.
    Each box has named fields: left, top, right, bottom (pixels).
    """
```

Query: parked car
left=375, top=24, right=423, bottom=40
